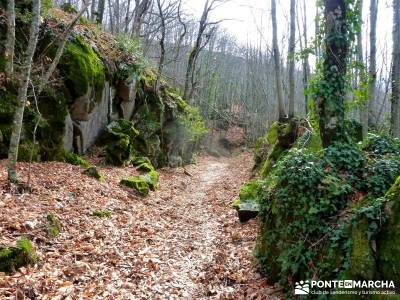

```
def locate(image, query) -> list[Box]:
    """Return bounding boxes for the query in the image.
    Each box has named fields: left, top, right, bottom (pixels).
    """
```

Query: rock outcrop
left=0, top=6, right=206, bottom=167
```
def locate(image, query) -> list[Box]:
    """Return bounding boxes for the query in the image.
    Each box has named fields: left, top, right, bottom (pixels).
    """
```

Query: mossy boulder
left=46, top=212, right=61, bottom=238
left=234, top=180, right=263, bottom=222
left=102, top=119, right=139, bottom=166
left=59, top=36, right=105, bottom=99
left=142, top=170, right=159, bottom=191
left=120, top=169, right=158, bottom=196
left=120, top=176, right=151, bottom=195
left=377, top=177, right=400, bottom=282
left=0, top=238, right=38, bottom=274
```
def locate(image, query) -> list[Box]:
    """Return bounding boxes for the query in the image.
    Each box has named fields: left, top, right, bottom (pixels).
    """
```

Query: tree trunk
left=317, top=0, right=349, bottom=147
left=5, top=0, right=16, bottom=76
left=155, top=0, right=165, bottom=90
left=288, top=0, right=295, bottom=118
left=90, top=0, right=97, bottom=22
left=132, top=0, right=151, bottom=38
left=97, top=0, right=105, bottom=24
left=391, top=0, right=400, bottom=137
left=368, top=0, right=378, bottom=126
left=124, top=0, right=131, bottom=33
left=271, top=0, right=285, bottom=120
left=355, top=0, right=368, bottom=139
left=301, top=0, right=310, bottom=114
left=7, top=0, right=41, bottom=183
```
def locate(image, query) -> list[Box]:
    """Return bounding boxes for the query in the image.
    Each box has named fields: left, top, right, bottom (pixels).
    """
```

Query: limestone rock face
left=72, top=82, right=114, bottom=154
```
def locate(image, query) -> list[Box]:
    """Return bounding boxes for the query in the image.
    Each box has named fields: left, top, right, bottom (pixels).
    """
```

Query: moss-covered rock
left=102, top=119, right=139, bottom=166
left=83, top=166, right=104, bottom=182
left=0, top=237, right=38, bottom=274
left=120, top=168, right=158, bottom=196
left=46, top=212, right=61, bottom=238
left=142, top=169, right=159, bottom=191
left=234, top=180, right=264, bottom=222
left=120, top=176, right=150, bottom=195
left=347, top=218, right=376, bottom=279
left=258, top=120, right=298, bottom=177
left=377, top=177, right=400, bottom=282
left=59, top=36, right=105, bottom=99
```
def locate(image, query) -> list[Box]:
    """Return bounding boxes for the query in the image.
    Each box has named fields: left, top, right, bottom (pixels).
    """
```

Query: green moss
left=377, top=176, right=400, bottom=282
left=232, top=198, right=241, bottom=208
left=120, top=176, right=150, bottom=196
left=59, top=36, right=105, bottom=99
left=102, top=119, right=139, bottom=166
left=259, top=143, right=285, bottom=177
left=84, top=166, right=105, bottom=182
left=136, top=162, right=154, bottom=172
left=132, top=156, right=155, bottom=173
left=46, top=212, right=61, bottom=238
left=37, top=87, right=69, bottom=161
left=0, top=237, right=37, bottom=274
left=142, top=170, right=159, bottom=191
left=91, top=210, right=112, bottom=218
left=347, top=218, right=376, bottom=279
left=65, top=152, right=90, bottom=168
left=239, top=180, right=263, bottom=202
left=267, top=122, right=280, bottom=145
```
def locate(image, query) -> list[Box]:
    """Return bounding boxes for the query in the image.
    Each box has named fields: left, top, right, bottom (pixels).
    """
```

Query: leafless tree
left=271, top=0, right=285, bottom=120
left=183, top=0, right=225, bottom=101
left=288, top=0, right=296, bottom=118
left=391, top=0, right=400, bottom=137
left=368, top=0, right=378, bottom=126
left=132, top=0, right=152, bottom=37
left=7, top=0, right=42, bottom=183
left=5, top=0, right=16, bottom=76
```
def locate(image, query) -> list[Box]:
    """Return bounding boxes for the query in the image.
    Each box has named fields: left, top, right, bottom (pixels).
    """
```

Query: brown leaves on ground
left=0, top=151, right=282, bottom=299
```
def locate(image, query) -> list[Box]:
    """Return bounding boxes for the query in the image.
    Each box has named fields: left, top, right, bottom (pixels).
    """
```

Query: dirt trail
left=0, top=152, right=281, bottom=299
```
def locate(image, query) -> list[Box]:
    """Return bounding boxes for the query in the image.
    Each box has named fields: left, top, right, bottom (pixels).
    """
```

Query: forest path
left=0, top=152, right=280, bottom=299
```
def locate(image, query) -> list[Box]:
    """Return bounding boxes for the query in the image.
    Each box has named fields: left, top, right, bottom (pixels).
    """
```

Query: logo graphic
left=295, top=280, right=310, bottom=295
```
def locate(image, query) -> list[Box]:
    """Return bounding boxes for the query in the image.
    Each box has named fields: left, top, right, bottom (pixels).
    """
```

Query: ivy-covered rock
left=250, top=132, right=400, bottom=295
left=0, top=237, right=38, bottom=274
left=377, top=177, right=400, bottom=282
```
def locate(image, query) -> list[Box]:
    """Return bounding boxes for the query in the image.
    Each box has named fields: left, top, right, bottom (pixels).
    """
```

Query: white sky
left=184, top=0, right=394, bottom=73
